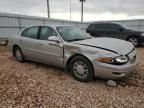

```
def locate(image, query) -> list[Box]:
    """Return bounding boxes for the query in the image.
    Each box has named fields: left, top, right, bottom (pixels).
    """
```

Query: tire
left=14, top=47, right=24, bottom=63
left=127, top=36, right=139, bottom=47
left=70, top=56, right=94, bottom=82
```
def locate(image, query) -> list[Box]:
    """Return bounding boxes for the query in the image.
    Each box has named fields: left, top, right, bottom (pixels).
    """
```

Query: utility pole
left=47, top=0, right=50, bottom=18
left=70, top=0, right=72, bottom=21
left=80, top=0, right=85, bottom=22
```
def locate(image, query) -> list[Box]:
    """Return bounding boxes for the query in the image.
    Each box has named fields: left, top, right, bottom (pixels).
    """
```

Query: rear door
left=21, top=26, right=40, bottom=60
left=36, top=26, right=64, bottom=67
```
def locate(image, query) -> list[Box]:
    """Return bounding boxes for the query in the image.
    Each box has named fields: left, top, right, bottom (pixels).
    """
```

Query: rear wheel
left=14, top=47, right=24, bottom=63
left=128, top=37, right=139, bottom=47
left=70, top=56, right=94, bottom=82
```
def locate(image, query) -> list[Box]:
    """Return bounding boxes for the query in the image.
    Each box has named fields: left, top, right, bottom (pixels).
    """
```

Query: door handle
left=49, top=43, right=55, bottom=46
left=48, top=43, right=59, bottom=46
left=49, top=43, right=63, bottom=48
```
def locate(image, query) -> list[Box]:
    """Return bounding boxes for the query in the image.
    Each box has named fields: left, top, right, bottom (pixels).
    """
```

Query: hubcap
left=73, top=61, right=88, bottom=78
left=128, top=38, right=138, bottom=46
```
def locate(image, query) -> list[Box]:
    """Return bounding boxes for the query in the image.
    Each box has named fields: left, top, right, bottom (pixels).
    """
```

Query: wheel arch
left=126, top=35, right=140, bottom=41
left=65, top=53, right=94, bottom=73
left=126, top=35, right=140, bottom=47
left=13, top=44, right=21, bottom=57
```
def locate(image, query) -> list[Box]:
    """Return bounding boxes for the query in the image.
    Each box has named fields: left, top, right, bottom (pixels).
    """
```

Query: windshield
left=56, top=26, right=92, bottom=42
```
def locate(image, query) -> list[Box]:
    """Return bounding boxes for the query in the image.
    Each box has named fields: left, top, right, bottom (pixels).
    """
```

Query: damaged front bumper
left=92, top=51, right=138, bottom=80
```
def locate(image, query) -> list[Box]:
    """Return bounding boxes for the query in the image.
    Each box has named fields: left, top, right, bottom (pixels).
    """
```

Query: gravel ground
left=0, top=46, right=144, bottom=108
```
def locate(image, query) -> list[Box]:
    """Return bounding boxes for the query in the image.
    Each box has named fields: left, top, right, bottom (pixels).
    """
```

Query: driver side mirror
left=48, top=36, right=60, bottom=43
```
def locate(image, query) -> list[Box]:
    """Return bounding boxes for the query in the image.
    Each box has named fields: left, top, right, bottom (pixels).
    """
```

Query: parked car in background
left=86, top=22, right=144, bottom=47
left=9, top=25, right=137, bottom=82
left=0, top=37, right=8, bottom=46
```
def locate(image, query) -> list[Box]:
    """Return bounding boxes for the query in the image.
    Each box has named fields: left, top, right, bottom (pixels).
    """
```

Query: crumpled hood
left=73, top=37, right=134, bottom=55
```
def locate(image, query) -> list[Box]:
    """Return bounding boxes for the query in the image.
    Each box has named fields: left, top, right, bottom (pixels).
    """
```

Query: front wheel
left=70, top=56, right=94, bottom=82
left=128, top=37, right=139, bottom=47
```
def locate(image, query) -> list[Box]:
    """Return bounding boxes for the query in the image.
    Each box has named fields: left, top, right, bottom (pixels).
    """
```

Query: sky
left=0, top=0, right=144, bottom=22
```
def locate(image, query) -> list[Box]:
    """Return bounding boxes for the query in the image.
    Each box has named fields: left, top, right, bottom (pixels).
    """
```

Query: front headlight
left=113, top=56, right=128, bottom=64
left=98, top=55, right=128, bottom=65
left=141, top=33, right=144, bottom=36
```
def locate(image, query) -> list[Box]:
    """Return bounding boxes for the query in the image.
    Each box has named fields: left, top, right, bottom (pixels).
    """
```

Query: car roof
left=50, top=25, right=74, bottom=29
left=33, top=25, right=74, bottom=29
left=23, top=25, right=74, bottom=31
left=90, top=22, right=120, bottom=25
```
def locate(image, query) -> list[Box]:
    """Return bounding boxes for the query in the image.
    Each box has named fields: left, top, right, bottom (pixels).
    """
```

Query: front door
left=36, top=26, right=64, bottom=67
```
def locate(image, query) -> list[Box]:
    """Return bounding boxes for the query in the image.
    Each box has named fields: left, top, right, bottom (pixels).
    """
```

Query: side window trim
left=37, top=26, right=41, bottom=39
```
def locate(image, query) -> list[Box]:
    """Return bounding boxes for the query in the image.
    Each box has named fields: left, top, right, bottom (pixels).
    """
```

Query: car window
left=110, top=24, right=122, bottom=30
left=26, top=27, right=39, bottom=39
left=94, top=24, right=110, bottom=30
left=57, top=26, right=92, bottom=42
left=21, top=28, right=28, bottom=37
left=88, top=24, right=95, bottom=30
left=40, top=26, right=57, bottom=40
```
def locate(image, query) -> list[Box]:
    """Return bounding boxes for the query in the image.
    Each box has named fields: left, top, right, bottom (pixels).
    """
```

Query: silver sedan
left=9, top=25, right=138, bottom=82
